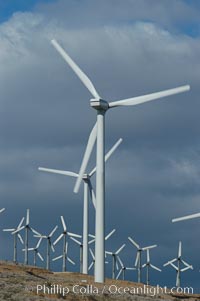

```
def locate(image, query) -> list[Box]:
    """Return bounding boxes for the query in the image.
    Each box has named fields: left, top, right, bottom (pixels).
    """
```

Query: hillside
left=0, top=261, right=199, bottom=301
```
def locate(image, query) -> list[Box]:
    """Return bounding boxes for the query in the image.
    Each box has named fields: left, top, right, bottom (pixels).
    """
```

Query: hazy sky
left=0, top=0, right=200, bottom=292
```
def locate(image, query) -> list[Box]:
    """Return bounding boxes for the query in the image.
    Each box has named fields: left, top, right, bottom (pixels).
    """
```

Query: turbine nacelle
left=90, top=99, right=109, bottom=111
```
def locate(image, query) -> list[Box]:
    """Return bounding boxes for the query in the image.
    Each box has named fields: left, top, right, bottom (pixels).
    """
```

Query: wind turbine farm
left=1, top=1, right=200, bottom=299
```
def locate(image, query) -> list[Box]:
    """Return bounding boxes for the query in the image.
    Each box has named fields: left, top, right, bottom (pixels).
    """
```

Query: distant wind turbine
left=53, top=216, right=81, bottom=272
left=35, top=225, right=58, bottom=270
left=128, top=236, right=157, bottom=283
left=53, top=242, right=75, bottom=271
left=38, top=137, right=122, bottom=274
left=51, top=38, right=190, bottom=283
left=142, top=248, right=161, bottom=285
left=116, top=256, right=136, bottom=280
left=12, top=209, right=41, bottom=265
left=3, top=217, right=24, bottom=263
left=23, top=237, right=44, bottom=266
left=163, top=241, right=193, bottom=287
left=106, top=244, right=126, bottom=279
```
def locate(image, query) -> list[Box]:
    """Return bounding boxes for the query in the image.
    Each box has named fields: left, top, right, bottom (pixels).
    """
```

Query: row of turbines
left=0, top=207, right=195, bottom=287
left=0, top=36, right=193, bottom=286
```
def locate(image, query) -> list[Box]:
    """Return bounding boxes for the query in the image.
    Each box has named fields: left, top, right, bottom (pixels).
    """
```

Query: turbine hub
left=90, top=98, right=109, bottom=111
left=82, top=174, right=90, bottom=181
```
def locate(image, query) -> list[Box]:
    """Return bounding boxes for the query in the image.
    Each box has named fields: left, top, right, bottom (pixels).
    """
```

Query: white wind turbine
left=38, top=137, right=122, bottom=275
left=163, top=241, right=193, bottom=287
left=53, top=241, right=75, bottom=271
left=53, top=216, right=81, bottom=272
left=35, top=226, right=58, bottom=270
left=106, top=244, right=126, bottom=279
left=128, top=236, right=157, bottom=283
left=12, top=209, right=41, bottom=265
left=23, top=237, right=44, bottom=266
left=142, top=248, right=161, bottom=285
left=3, top=217, right=24, bottom=263
left=116, top=256, right=136, bottom=280
left=50, top=38, right=190, bottom=283
left=70, top=235, right=95, bottom=273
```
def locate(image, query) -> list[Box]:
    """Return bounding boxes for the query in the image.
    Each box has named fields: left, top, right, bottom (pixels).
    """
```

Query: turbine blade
left=26, top=209, right=30, bottom=226
left=181, top=265, right=193, bottom=272
left=68, top=232, right=81, bottom=238
left=181, top=259, right=192, bottom=268
left=60, top=216, right=67, bottom=232
left=89, top=138, right=123, bottom=177
left=142, top=264, right=146, bottom=268
left=12, top=226, right=25, bottom=234
left=70, top=236, right=81, bottom=245
left=135, top=252, right=140, bottom=267
left=74, top=122, right=97, bottom=193
left=142, top=245, right=157, bottom=251
left=147, top=249, right=150, bottom=262
left=89, top=248, right=95, bottom=260
left=172, top=212, right=200, bottom=223
left=117, top=256, right=123, bottom=268
left=150, top=264, right=162, bottom=272
left=52, top=255, right=63, bottom=261
left=109, top=85, right=190, bottom=108
left=88, top=238, right=95, bottom=244
left=17, top=217, right=25, bottom=229
left=163, top=258, right=177, bottom=266
left=126, top=267, right=136, bottom=270
left=0, top=208, right=5, bottom=213
left=116, top=269, right=123, bottom=280
left=115, top=244, right=126, bottom=255
left=53, top=233, right=63, bottom=246
left=3, top=228, right=15, bottom=232
left=51, top=39, right=100, bottom=99
left=116, top=260, right=119, bottom=271
left=38, top=167, right=78, bottom=178
left=178, top=241, right=182, bottom=258
left=51, top=243, right=55, bottom=253
left=30, top=227, right=41, bottom=236
left=49, top=226, right=58, bottom=238
left=88, top=261, right=94, bottom=271
left=37, top=252, right=44, bottom=261
left=67, top=257, right=75, bottom=265
left=105, top=229, right=116, bottom=241
left=170, top=262, right=179, bottom=271
left=36, top=237, right=43, bottom=249
left=88, top=180, right=96, bottom=209
left=128, top=237, right=139, bottom=249
left=17, top=234, right=24, bottom=245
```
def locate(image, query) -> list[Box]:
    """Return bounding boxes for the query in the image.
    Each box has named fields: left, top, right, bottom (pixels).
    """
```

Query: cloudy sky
left=0, top=0, right=200, bottom=292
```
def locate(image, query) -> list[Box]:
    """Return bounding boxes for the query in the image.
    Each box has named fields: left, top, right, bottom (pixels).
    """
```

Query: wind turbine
left=23, top=237, right=44, bottom=266
left=3, top=217, right=24, bottom=263
left=35, top=226, right=58, bottom=270
left=53, top=216, right=81, bottom=272
left=106, top=244, right=126, bottom=279
left=70, top=236, right=95, bottom=273
left=50, top=38, right=190, bottom=283
left=12, top=209, right=41, bottom=265
left=116, top=256, right=136, bottom=280
left=163, top=241, right=193, bottom=287
left=142, top=248, right=161, bottom=285
left=53, top=242, right=75, bottom=271
left=128, top=236, right=157, bottom=283
left=38, top=137, right=122, bottom=275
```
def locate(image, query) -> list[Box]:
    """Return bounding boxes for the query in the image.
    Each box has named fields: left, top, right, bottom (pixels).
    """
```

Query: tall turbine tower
left=50, top=39, right=190, bottom=282
left=38, top=137, right=122, bottom=274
